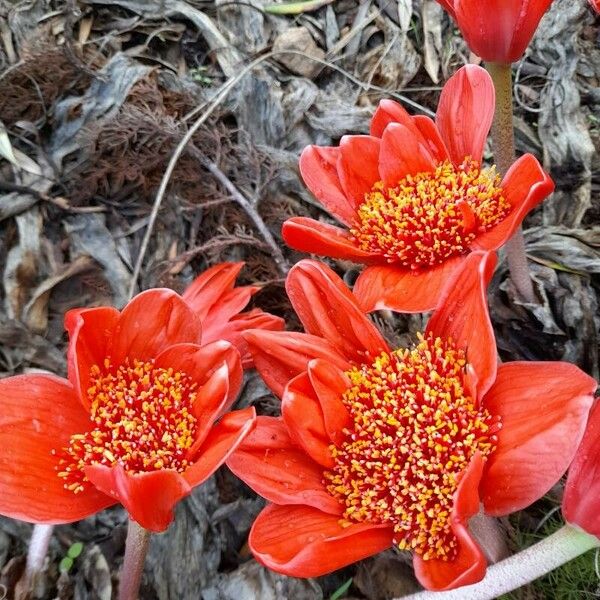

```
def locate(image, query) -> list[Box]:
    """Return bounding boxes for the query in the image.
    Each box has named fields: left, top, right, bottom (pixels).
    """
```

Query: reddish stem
left=486, top=62, right=537, bottom=304
left=118, top=519, right=150, bottom=600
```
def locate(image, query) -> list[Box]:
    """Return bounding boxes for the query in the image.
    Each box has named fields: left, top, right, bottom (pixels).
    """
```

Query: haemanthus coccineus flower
left=0, top=285, right=258, bottom=532
left=283, top=65, right=554, bottom=313
left=227, top=254, right=596, bottom=591
left=436, top=0, right=552, bottom=64
left=563, top=401, right=600, bottom=538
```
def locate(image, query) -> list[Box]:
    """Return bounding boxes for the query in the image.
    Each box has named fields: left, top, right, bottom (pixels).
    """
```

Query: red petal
left=243, top=329, right=350, bottom=398
left=370, top=98, right=419, bottom=138
left=286, top=260, right=389, bottom=364
left=282, top=218, right=380, bottom=264
left=0, top=374, right=114, bottom=523
left=379, top=123, right=436, bottom=186
left=183, top=407, right=256, bottom=487
left=85, top=464, right=190, bottom=532
left=226, top=416, right=341, bottom=514
left=337, top=135, right=381, bottom=205
left=182, top=262, right=246, bottom=322
left=426, top=251, right=498, bottom=400
left=299, top=146, right=357, bottom=225
left=564, top=402, right=600, bottom=537
left=436, top=0, right=456, bottom=17
left=155, top=340, right=243, bottom=407
left=307, top=359, right=353, bottom=445
left=353, top=257, right=465, bottom=313
left=207, top=309, right=285, bottom=368
left=249, top=504, right=393, bottom=577
left=412, top=115, right=449, bottom=163
left=282, top=372, right=335, bottom=468
left=454, top=0, right=551, bottom=63
left=436, top=65, right=494, bottom=165
left=65, top=306, right=120, bottom=410
left=471, top=154, right=554, bottom=251
left=111, top=289, right=203, bottom=365
left=413, top=454, right=487, bottom=591
left=481, top=362, right=596, bottom=515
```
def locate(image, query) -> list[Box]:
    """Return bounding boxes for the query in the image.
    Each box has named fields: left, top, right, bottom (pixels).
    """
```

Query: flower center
left=325, top=333, right=500, bottom=561
left=349, top=158, right=510, bottom=268
left=56, top=359, right=198, bottom=493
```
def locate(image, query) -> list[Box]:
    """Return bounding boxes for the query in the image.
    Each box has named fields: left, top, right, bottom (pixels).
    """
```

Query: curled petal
left=249, top=504, right=393, bottom=577
left=354, top=257, right=465, bottom=313
left=282, top=218, right=380, bottom=264
left=282, top=372, right=335, bottom=468
left=436, top=65, right=495, bottom=165
left=337, top=135, right=381, bottom=205
left=564, top=402, right=600, bottom=537
left=227, top=416, right=341, bottom=514
left=0, top=374, right=114, bottom=523
left=299, top=146, right=357, bottom=224
left=426, top=252, right=498, bottom=400
left=471, top=154, right=554, bottom=252
left=243, top=329, right=350, bottom=399
left=379, top=123, right=436, bottom=186
left=111, top=289, right=203, bottom=366
left=155, top=340, right=243, bottom=407
left=85, top=464, right=190, bottom=532
left=413, top=454, right=487, bottom=591
left=481, top=362, right=596, bottom=516
left=65, top=306, right=120, bottom=409
left=286, top=260, right=389, bottom=364
left=183, top=406, right=256, bottom=487
left=370, top=98, right=419, bottom=138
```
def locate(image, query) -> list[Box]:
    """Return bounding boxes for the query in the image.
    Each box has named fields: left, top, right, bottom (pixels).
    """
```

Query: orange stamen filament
left=325, top=333, right=500, bottom=561
left=350, top=158, right=510, bottom=268
left=56, top=359, right=198, bottom=494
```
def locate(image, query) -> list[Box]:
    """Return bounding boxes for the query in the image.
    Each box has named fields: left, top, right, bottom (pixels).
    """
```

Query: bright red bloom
left=182, top=262, right=284, bottom=367
left=228, top=254, right=595, bottom=591
left=436, top=0, right=553, bottom=63
left=563, top=401, right=600, bottom=538
left=283, top=65, right=554, bottom=313
left=0, top=287, right=256, bottom=532
left=589, top=0, right=600, bottom=14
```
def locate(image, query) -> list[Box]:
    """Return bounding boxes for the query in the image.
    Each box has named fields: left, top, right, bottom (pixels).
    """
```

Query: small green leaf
left=59, top=556, right=73, bottom=573
left=68, top=542, right=84, bottom=559
left=329, top=577, right=353, bottom=600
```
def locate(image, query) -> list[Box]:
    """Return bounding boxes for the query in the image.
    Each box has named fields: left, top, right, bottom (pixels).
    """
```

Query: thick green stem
left=486, top=62, right=536, bottom=304
left=402, top=525, right=599, bottom=600
left=118, top=520, right=150, bottom=600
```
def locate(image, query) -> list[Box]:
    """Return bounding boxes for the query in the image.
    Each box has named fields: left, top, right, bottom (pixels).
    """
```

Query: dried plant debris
left=0, top=0, right=597, bottom=599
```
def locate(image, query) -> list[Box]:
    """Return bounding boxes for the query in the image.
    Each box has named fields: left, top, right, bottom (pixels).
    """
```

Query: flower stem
left=403, top=524, right=600, bottom=600
left=486, top=61, right=536, bottom=304
left=23, top=524, right=53, bottom=588
left=118, top=519, right=151, bottom=600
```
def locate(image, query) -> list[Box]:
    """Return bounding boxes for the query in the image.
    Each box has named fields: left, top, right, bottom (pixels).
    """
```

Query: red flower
left=563, top=401, right=600, bottom=538
left=0, top=288, right=256, bottom=532
left=590, top=0, right=600, bottom=14
left=283, top=65, right=554, bottom=313
left=436, top=0, right=552, bottom=63
left=182, top=262, right=284, bottom=367
left=227, top=254, right=595, bottom=591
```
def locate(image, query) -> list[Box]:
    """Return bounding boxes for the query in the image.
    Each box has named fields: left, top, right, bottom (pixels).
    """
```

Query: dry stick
left=187, top=144, right=290, bottom=275
left=486, top=62, right=537, bottom=304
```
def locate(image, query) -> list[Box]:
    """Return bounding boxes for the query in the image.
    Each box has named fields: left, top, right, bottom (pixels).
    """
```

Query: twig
left=187, top=144, right=290, bottom=275
left=128, top=51, right=283, bottom=299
